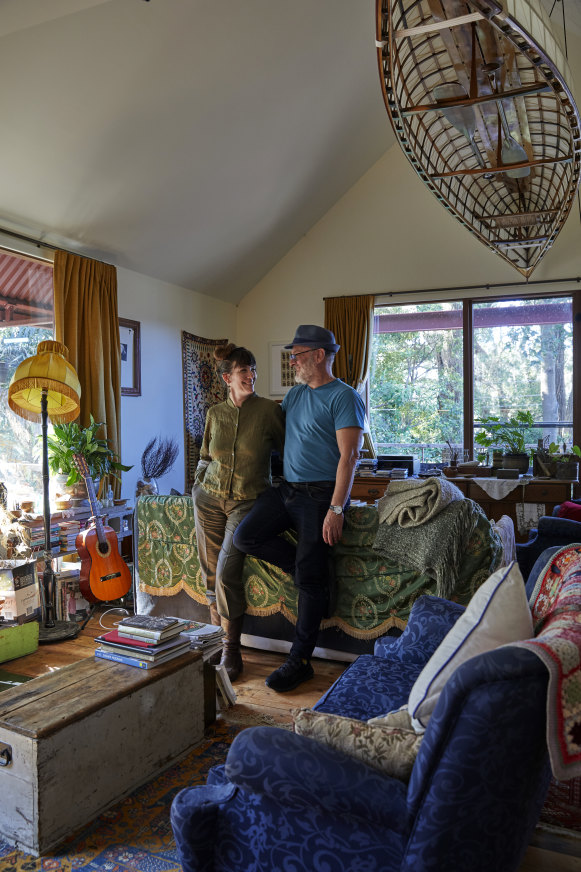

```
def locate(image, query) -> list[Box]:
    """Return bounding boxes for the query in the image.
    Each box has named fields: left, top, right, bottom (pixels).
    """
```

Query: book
left=214, top=662, right=236, bottom=706
left=94, top=643, right=190, bottom=669
left=119, top=614, right=180, bottom=631
left=117, top=615, right=188, bottom=641
left=97, top=628, right=159, bottom=648
left=179, top=621, right=225, bottom=642
left=95, top=634, right=190, bottom=660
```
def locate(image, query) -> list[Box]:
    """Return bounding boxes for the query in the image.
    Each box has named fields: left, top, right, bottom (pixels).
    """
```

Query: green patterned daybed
left=135, top=494, right=502, bottom=644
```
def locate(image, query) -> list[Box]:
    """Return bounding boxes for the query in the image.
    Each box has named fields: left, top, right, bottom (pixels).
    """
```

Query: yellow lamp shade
left=8, top=340, right=81, bottom=423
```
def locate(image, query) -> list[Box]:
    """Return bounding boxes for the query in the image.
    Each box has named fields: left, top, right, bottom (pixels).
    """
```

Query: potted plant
left=546, top=443, right=581, bottom=480
left=46, top=415, right=131, bottom=495
left=474, top=411, right=535, bottom=474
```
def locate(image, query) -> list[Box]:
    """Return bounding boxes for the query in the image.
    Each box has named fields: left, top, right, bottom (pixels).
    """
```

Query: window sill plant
left=474, top=411, right=535, bottom=474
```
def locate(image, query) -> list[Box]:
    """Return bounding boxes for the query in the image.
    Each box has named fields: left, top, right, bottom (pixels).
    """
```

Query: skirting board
left=240, top=633, right=358, bottom=663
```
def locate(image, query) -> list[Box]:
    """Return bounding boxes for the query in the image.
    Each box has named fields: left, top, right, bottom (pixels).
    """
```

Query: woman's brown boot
left=220, top=616, right=244, bottom=682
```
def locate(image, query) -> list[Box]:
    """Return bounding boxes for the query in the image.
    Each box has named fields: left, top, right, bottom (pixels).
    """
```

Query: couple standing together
left=193, top=325, right=365, bottom=693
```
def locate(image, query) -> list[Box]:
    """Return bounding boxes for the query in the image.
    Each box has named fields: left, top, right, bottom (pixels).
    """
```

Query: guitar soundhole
left=98, top=542, right=110, bottom=556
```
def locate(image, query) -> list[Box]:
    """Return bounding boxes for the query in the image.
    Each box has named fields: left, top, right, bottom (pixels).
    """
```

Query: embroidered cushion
left=408, top=561, right=533, bottom=731
left=292, top=706, right=422, bottom=783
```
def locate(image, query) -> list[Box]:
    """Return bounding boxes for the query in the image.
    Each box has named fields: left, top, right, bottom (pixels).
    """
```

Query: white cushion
left=408, top=561, right=533, bottom=732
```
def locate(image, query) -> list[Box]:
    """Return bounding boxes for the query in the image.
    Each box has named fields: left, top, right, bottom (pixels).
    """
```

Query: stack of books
left=389, top=468, right=408, bottom=480
left=94, top=615, right=190, bottom=669
left=21, top=518, right=61, bottom=554
left=179, top=620, right=225, bottom=661
left=58, top=519, right=81, bottom=552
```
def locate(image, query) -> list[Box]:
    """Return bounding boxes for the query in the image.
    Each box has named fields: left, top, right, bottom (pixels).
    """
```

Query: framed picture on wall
left=119, top=318, right=141, bottom=397
left=269, top=342, right=294, bottom=396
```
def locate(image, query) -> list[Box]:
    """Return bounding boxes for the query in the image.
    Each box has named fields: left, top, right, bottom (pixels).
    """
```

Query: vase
left=502, top=453, right=530, bottom=474
left=135, top=477, right=158, bottom=498
left=555, top=461, right=579, bottom=481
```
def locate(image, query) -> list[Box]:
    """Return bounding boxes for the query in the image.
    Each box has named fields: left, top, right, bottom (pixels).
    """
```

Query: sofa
left=516, top=499, right=581, bottom=580
left=170, top=545, right=581, bottom=872
left=134, top=494, right=503, bottom=659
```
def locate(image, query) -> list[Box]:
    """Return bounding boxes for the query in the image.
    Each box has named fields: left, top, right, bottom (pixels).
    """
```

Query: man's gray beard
left=294, top=372, right=307, bottom=384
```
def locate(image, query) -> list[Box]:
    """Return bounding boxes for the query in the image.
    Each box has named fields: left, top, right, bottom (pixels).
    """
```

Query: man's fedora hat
left=284, top=324, right=340, bottom=353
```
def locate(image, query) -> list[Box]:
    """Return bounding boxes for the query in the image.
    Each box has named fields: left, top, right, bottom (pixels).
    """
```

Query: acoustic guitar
left=72, top=454, right=132, bottom=603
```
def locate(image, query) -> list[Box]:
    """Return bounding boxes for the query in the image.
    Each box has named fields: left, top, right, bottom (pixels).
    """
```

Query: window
left=473, top=298, right=572, bottom=449
left=369, top=294, right=575, bottom=461
left=370, top=302, right=463, bottom=461
left=0, top=250, right=54, bottom=509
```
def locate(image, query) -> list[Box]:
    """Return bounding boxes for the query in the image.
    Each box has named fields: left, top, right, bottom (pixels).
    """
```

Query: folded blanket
left=373, top=498, right=483, bottom=599
left=377, top=476, right=464, bottom=528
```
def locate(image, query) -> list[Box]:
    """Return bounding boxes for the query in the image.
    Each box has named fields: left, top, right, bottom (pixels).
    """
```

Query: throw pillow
left=408, top=561, right=533, bottom=732
left=555, top=500, right=581, bottom=523
left=292, top=707, right=422, bottom=783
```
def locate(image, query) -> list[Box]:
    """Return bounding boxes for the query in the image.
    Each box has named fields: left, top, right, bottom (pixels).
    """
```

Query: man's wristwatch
left=329, top=505, right=343, bottom=515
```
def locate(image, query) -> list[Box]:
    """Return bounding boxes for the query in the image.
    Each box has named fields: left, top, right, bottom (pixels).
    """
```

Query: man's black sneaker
left=265, top=656, right=314, bottom=693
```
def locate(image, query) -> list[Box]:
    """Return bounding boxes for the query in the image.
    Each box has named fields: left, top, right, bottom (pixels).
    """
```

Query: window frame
left=370, top=288, right=581, bottom=458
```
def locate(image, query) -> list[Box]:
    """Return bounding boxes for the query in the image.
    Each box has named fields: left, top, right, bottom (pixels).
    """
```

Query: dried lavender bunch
left=141, top=436, right=179, bottom=480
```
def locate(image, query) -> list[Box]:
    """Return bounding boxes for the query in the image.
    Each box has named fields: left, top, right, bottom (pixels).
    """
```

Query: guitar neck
left=73, top=454, right=106, bottom=542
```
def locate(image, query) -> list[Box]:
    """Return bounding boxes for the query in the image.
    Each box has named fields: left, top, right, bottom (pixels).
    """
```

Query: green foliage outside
left=369, top=298, right=573, bottom=461
left=0, top=326, right=53, bottom=505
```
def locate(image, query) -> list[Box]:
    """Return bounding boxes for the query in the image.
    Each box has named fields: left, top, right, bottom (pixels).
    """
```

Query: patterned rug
left=0, top=718, right=240, bottom=871
left=181, top=331, right=227, bottom=494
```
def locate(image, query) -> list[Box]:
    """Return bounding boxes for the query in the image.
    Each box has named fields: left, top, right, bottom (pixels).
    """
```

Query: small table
left=0, top=651, right=205, bottom=855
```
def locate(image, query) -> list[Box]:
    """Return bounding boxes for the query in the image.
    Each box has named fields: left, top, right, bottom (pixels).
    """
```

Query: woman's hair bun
left=214, top=342, right=237, bottom=362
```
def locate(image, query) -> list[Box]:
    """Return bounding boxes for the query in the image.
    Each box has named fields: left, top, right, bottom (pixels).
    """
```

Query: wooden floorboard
left=3, top=613, right=581, bottom=870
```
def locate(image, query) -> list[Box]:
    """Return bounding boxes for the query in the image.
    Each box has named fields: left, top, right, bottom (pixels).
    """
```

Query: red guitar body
left=76, top=525, right=132, bottom=604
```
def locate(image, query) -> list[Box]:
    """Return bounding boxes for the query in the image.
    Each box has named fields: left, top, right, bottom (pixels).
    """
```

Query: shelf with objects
left=12, top=504, right=135, bottom=627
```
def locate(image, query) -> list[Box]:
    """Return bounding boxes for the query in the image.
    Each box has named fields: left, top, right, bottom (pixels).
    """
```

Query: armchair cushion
left=408, top=562, right=533, bottom=730
left=374, top=595, right=465, bottom=663
left=224, top=725, right=409, bottom=832
left=292, top=706, right=422, bottom=782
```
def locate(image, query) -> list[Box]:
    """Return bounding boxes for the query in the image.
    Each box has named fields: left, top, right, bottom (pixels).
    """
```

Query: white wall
left=237, top=138, right=581, bottom=390
left=117, top=266, right=236, bottom=498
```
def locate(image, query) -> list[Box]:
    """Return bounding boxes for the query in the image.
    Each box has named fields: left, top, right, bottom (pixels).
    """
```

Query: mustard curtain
left=53, top=251, right=122, bottom=496
left=325, top=295, right=376, bottom=458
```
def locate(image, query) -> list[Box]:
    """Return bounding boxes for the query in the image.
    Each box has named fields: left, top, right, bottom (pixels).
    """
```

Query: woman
left=193, top=343, right=284, bottom=681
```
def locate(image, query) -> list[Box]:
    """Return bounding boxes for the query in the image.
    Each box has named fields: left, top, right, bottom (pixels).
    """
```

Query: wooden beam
left=394, top=11, right=484, bottom=39
left=400, top=82, right=552, bottom=117
left=431, top=153, right=574, bottom=179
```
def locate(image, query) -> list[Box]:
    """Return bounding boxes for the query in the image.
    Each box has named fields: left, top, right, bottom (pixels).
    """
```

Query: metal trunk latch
left=0, top=742, right=12, bottom=767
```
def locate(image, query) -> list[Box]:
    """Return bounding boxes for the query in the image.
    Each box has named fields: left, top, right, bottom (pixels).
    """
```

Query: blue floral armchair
left=171, top=588, right=552, bottom=872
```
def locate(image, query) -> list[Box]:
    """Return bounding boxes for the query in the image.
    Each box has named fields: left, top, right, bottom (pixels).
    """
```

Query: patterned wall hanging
left=181, top=331, right=227, bottom=493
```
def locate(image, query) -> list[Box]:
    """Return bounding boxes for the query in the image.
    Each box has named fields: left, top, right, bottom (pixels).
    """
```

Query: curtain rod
left=324, top=276, right=581, bottom=300
left=0, top=225, right=87, bottom=260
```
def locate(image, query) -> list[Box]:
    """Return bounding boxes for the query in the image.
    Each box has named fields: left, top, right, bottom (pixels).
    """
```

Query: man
left=233, top=324, right=365, bottom=692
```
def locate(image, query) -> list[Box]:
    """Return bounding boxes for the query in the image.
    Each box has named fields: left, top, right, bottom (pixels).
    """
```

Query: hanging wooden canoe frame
left=375, top=0, right=581, bottom=276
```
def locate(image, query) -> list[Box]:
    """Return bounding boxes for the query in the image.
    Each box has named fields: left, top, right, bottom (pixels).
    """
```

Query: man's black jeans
left=233, top=480, right=335, bottom=660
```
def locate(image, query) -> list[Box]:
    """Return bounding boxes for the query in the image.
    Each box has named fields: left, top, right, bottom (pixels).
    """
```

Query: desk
left=351, top=474, right=574, bottom=543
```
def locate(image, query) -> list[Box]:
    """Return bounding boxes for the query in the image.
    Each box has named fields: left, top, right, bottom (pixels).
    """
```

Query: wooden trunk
left=0, top=652, right=204, bottom=855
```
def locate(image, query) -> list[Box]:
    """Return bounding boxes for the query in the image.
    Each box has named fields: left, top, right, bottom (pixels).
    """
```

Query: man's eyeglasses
left=289, top=348, right=319, bottom=361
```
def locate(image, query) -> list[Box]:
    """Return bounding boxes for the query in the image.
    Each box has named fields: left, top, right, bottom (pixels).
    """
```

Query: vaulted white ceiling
left=0, top=1, right=576, bottom=304
left=0, top=0, right=392, bottom=303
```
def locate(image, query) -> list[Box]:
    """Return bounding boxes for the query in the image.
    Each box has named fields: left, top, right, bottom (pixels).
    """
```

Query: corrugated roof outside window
left=0, top=250, right=53, bottom=327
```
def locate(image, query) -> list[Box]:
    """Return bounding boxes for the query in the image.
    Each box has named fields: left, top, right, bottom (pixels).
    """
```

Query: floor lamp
left=8, top=340, right=82, bottom=643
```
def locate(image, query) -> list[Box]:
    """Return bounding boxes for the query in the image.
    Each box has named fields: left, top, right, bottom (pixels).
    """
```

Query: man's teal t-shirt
left=281, top=379, right=365, bottom=482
